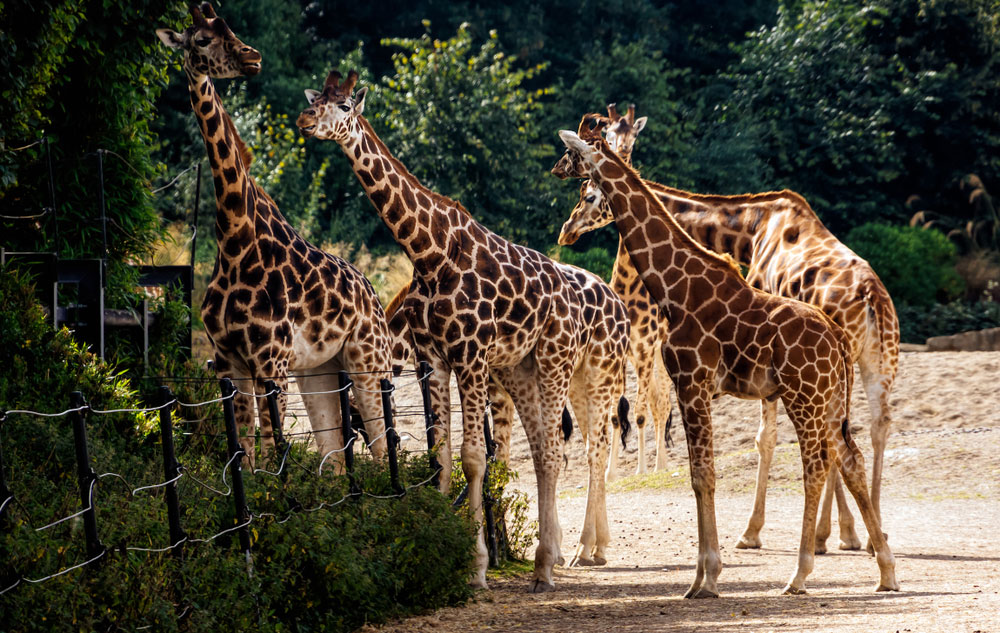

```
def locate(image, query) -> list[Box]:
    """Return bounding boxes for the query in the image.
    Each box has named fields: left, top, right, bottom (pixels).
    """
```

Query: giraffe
left=156, top=4, right=390, bottom=470
left=579, top=103, right=901, bottom=554
left=296, top=70, right=631, bottom=588
left=558, top=104, right=674, bottom=478
left=554, top=124, right=898, bottom=597
left=384, top=272, right=630, bottom=568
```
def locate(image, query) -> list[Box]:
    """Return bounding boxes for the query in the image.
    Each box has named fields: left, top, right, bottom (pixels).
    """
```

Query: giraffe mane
left=644, top=181, right=816, bottom=215
left=357, top=117, right=475, bottom=220
left=597, top=140, right=745, bottom=279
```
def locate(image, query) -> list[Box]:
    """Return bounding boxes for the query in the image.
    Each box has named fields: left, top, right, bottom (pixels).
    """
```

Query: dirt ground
left=360, top=349, right=1000, bottom=632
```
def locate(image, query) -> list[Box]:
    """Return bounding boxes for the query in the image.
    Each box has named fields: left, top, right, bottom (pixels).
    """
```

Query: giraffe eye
left=584, top=195, right=596, bottom=203
left=338, top=105, right=351, bottom=112
left=195, top=38, right=212, bottom=47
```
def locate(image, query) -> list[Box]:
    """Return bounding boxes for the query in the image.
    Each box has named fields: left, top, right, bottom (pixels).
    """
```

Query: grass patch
left=487, top=558, right=535, bottom=580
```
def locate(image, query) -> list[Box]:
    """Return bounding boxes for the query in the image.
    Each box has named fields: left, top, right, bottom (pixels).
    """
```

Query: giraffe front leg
left=782, top=413, right=831, bottom=595
left=298, top=371, right=346, bottom=474
left=488, top=380, right=515, bottom=466
left=737, top=399, right=777, bottom=550
left=566, top=375, right=610, bottom=567
left=346, top=371, right=389, bottom=461
left=677, top=391, right=722, bottom=599
left=455, top=364, right=492, bottom=589
left=418, top=355, right=454, bottom=495
left=254, top=374, right=289, bottom=470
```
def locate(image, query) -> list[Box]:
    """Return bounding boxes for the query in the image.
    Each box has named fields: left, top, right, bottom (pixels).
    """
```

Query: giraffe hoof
left=814, top=541, right=828, bottom=555
left=529, top=580, right=556, bottom=594
left=782, top=584, right=807, bottom=596
left=839, top=537, right=862, bottom=551
left=592, top=555, right=607, bottom=566
left=684, top=587, right=720, bottom=599
left=736, top=536, right=761, bottom=550
left=875, top=582, right=900, bottom=592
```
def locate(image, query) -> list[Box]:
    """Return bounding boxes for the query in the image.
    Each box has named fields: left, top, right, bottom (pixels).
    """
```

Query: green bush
left=549, top=245, right=617, bottom=283
left=0, top=269, right=476, bottom=632
left=845, top=222, right=964, bottom=306
left=897, top=299, right=1000, bottom=343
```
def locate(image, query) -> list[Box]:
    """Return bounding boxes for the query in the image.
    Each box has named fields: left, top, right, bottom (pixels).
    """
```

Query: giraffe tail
left=862, top=275, right=900, bottom=385
left=613, top=396, right=631, bottom=450
left=561, top=406, right=573, bottom=442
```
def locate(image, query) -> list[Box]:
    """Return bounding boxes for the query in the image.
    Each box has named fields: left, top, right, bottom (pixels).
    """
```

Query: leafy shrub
left=550, top=245, right=617, bottom=283
left=845, top=222, right=964, bottom=306
left=450, top=456, right=537, bottom=565
left=0, top=269, right=476, bottom=632
left=897, top=299, right=1000, bottom=343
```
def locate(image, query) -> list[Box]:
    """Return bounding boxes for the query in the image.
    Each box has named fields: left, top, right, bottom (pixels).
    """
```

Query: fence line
left=0, top=361, right=504, bottom=600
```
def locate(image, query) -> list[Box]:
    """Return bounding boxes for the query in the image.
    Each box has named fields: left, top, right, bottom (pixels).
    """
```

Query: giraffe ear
left=304, top=89, right=321, bottom=104
left=353, top=86, right=368, bottom=116
left=558, top=130, right=592, bottom=157
left=633, top=116, right=648, bottom=135
left=156, top=29, right=185, bottom=49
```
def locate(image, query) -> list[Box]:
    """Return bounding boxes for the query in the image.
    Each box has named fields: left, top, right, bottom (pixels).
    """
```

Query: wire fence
left=0, top=360, right=511, bottom=602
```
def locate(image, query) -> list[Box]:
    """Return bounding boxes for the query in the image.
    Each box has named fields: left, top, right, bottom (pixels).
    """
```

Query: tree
left=724, top=0, right=1000, bottom=233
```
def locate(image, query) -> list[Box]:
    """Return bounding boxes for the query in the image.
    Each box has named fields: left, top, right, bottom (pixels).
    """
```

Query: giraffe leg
left=815, top=462, right=836, bottom=554
left=737, top=399, right=778, bottom=549
left=417, top=353, right=454, bottom=495
left=297, top=368, right=347, bottom=474
left=606, top=409, right=622, bottom=483
left=453, top=362, right=493, bottom=589
left=567, top=369, right=611, bottom=567
left=346, top=371, right=389, bottom=460
left=651, top=358, right=673, bottom=471
left=488, top=380, right=515, bottom=466
left=633, top=359, right=652, bottom=475
left=254, top=374, right=288, bottom=469
left=781, top=405, right=830, bottom=596
left=834, top=420, right=899, bottom=591
left=832, top=468, right=862, bottom=551
left=677, top=388, right=722, bottom=599
left=500, top=354, right=569, bottom=592
left=860, top=360, right=894, bottom=555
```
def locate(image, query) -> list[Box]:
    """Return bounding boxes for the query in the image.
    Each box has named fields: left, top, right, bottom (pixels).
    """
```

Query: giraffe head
left=296, top=70, right=367, bottom=143
left=604, top=103, right=647, bottom=165
left=156, top=3, right=261, bottom=78
left=551, top=114, right=607, bottom=179
left=557, top=180, right=612, bottom=245
left=556, top=129, right=614, bottom=182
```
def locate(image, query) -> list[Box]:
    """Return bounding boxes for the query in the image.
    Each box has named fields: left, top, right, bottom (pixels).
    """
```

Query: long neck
left=594, top=153, right=742, bottom=312
left=186, top=69, right=256, bottom=250
left=340, top=117, right=466, bottom=277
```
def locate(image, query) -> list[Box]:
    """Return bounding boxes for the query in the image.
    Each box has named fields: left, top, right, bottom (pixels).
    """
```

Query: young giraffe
left=156, top=5, right=389, bottom=469
left=558, top=105, right=674, bottom=478
left=555, top=125, right=899, bottom=597
left=588, top=104, right=900, bottom=554
left=297, top=71, right=630, bottom=589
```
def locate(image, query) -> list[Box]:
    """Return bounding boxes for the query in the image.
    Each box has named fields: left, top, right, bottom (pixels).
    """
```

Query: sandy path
left=363, top=350, right=1000, bottom=633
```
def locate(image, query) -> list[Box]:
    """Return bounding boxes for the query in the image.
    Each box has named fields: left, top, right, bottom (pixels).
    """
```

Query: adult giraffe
left=156, top=4, right=389, bottom=469
left=297, top=70, right=630, bottom=589
left=572, top=104, right=900, bottom=553
left=559, top=104, right=674, bottom=478
left=555, top=125, right=898, bottom=597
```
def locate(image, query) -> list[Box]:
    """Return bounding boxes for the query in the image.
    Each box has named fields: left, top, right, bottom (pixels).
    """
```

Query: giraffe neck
left=594, top=154, right=743, bottom=311
left=340, top=117, right=469, bottom=277
left=186, top=69, right=258, bottom=252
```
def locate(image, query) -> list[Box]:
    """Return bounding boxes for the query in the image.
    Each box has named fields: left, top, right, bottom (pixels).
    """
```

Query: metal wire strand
left=35, top=479, right=96, bottom=532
